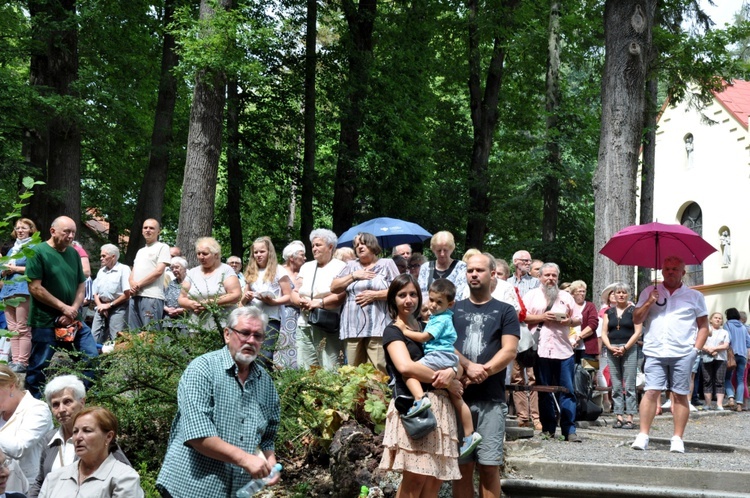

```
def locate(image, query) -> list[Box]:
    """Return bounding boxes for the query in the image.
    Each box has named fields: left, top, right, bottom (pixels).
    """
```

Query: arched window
left=680, top=202, right=703, bottom=286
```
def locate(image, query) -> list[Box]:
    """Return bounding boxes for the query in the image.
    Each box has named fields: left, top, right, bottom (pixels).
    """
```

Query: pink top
left=523, top=287, right=581, bottom=360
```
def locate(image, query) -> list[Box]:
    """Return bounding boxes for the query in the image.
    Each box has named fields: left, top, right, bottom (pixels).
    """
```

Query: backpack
left=574, top=364, right=603, bottom=422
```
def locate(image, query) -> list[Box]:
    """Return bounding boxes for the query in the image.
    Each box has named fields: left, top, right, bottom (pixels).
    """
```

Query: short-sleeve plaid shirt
left=156, top=347, right=280, bottom=497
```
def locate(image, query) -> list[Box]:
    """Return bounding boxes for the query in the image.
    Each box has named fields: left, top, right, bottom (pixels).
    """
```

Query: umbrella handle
left=656, top=297, right=666, bottom=306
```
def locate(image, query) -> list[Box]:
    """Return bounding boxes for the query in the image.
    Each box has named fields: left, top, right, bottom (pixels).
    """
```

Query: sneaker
left=566, top=433, right=582, bottom=443
left=661, top=399, right=672, bottom=410
left=689, top=403, right=697, bottom=412
left=670, top=436, right=685, bottom=453
left=459, top=432, right=483, bottom=458
left=716, top=405, right=724, bottom=411
left=10, top=363, right=26, bottom=373
left=631, top=432, right=649, bottom=450
left=405, top=395, right=432, bottom=418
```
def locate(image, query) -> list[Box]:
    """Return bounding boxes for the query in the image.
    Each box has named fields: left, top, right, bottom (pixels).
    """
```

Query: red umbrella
left=599, top=222, right=717, bottom=270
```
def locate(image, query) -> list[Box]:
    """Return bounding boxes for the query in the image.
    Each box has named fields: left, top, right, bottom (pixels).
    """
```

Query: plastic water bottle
left=236, top=463, right=282, bottom=497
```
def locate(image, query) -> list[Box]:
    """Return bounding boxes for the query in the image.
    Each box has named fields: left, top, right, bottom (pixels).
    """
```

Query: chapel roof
left=712, top=79, right=750, bottom=129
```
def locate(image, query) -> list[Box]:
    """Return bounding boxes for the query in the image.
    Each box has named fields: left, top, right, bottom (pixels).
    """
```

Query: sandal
left=622, top=421, right=634, bottom=430
left=613, top=419, right=624, bottom=429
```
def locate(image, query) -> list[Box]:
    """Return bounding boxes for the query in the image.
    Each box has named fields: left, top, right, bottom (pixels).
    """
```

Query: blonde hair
left=462, top=248, right=482, bottom=263
left=245, top=236, right=279, bottom=284
left=430, top=231, right=456, bottom=252
left=0, top=365, right=20, bottom=390
left=12, top=218, right=37, bottom=239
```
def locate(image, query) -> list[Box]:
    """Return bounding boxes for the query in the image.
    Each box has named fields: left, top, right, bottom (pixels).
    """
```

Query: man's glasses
left=0, top=458, right=12, bottom=469
left=408, top=264, right=421, bottom=270
left=516, top=259, right=531, bottom=263
left=228, top=327, right=265, bottom=342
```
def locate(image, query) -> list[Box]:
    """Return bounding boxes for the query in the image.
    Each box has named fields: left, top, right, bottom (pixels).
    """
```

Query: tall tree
left=225, top=78, right=243, bottom=258
left=542, top=0, right=562, bottom=243
left=331, top=0, right=377, bottom=234
left=125, top=0, right=181, bottom=264
left=176, top=0, right=232, bottom=265
left=300, top=0, right=317, bottom=255
left=464, top=0, right=518, bottom=249
left=592, top=0, right=656, bottom=298
left=24, top=0, right=81, bottom=231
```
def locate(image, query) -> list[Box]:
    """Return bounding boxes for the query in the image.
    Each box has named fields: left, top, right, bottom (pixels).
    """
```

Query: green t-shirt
left=26, top=242, right=85, bottom=328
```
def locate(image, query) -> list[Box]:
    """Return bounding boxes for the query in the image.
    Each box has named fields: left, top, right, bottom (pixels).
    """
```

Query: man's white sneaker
left=689, top=403, right=697, bottom=412
left=661, top=399, right=672, bottom=410
left=670, top=436, right=685, bottom=453
left=631, top=432, right=649, bottom=450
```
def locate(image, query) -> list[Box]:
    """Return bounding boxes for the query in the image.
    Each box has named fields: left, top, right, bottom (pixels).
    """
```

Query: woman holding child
left=379, top=274, right=461, bottom=496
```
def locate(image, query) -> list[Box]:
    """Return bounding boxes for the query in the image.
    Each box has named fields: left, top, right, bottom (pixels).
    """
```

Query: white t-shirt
left=296, top=259, right=346, bottom=327
left=703, top=327, right=729, bottom=363
left=248, top=266, right=289, bottom=321
left=132, top=241, right=171, bottom=300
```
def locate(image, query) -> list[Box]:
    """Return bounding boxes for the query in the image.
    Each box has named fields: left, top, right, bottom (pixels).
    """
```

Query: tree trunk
left=542, top=0, right=562, bottom=244
left=24, top=0, right=80, bottom=232
left=176, top=0, right=231, bottom=266
left=300, top=0, right=317, bottom=256
left=226, top=79, right=244, bottom=259
left=125, top=0, right=179, bottom=264
left=593, top=0, right=656, bottom=299
left=638, top=76, right=657, bottom=292
left=331, top=0, right=377, bottom=235
left=465, top=0, right=516, bottom=250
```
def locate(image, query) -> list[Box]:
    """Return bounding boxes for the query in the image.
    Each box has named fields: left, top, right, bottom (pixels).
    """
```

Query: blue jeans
left=536, top=355, right=577, bottom=437
left=725, top=354, right=747, bottom=404
left=25, top=324, right=99, bottom=399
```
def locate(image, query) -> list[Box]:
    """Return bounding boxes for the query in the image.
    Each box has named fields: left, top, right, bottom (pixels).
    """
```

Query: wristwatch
left=451, top=365, right=459, bottom=374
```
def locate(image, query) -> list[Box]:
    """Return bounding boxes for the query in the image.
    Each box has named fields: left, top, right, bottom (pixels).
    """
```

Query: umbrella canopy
left=599, top=222, right=717, bottom=269
left=337, top=217, right=432, bottom=249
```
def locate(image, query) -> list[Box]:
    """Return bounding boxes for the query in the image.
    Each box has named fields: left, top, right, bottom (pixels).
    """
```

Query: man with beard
left=453, top=253, right=519, bottom=498
left=156, top=307, right=281, bottom=497
left=523, top=263, right=582, bottom=442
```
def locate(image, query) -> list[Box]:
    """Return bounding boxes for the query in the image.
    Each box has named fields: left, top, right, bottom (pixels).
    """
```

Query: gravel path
left=514, top=410, right=750, bottom=473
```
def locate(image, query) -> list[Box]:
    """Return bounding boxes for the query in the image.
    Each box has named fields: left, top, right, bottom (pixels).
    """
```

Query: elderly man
left=453, top=253, right=519, bottom=498
left=507, top=249, right=542, bottom=430
left=27, top=375, right=130, bottom=498
left=91, top=244, right=131, bottom=344
left=156, top=306, right=280, bottom=497
left=530, top=260, right=544, bottom=278
left=227, top=255, right=246, bottom=288
left=392, top=244, right=412, bottom=259
left=631, top=256, right=708, bottom=453
left=24, top=216, right=99, bottom=399
left=523, top=262, right=582, bottom=442
left=128, top=219, right=171, bottom=330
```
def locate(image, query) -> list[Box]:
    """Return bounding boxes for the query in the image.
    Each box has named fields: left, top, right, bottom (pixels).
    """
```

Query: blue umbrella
left=337, top=217, right=432, bottom=249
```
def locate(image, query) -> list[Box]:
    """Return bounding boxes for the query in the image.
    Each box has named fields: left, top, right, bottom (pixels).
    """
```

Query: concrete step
left=502, top=456, right=750, bottom=497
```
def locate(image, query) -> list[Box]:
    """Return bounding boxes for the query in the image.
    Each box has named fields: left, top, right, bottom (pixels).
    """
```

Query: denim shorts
left=457, top=400, right=508, bottom=466
left=643, top=351, right=698, bottom=395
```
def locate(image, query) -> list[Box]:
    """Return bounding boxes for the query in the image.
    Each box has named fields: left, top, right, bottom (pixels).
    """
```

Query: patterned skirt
left=274, top=305, right=299, bottom=369
left=379, top=389, right=461, bottom=481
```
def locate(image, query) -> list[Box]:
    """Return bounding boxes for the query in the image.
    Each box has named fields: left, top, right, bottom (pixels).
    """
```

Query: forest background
left=1, top=0, right=750, bottom=294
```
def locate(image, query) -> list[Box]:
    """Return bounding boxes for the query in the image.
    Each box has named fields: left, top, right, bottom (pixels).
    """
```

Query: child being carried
left=402, top=278, right=482, bottom=458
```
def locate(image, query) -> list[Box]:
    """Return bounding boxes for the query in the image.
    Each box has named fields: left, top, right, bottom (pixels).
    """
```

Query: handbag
left=54, top=318, right=82, bottom=343
left=400, top=407, right=437, bottom=439
left=306, top=265, right=340, bottom=335
left=727, top=347, right=737, bottom=370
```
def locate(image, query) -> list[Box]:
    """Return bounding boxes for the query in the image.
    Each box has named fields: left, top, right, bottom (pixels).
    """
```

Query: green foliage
left=273, top=363, right=390, bottom=461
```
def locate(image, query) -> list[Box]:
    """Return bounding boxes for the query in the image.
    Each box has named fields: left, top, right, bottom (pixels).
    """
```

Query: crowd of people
left=3, top=215, right=750, bottom=497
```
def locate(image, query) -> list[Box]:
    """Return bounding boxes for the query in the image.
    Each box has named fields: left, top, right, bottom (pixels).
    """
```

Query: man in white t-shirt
left=128, top=219, right=171, bottom=330
left=631, top=256, right=708, bottom=453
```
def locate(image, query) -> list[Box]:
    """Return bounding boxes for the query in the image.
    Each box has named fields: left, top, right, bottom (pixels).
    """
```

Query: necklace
left=615, top=306, right=627, bottom=330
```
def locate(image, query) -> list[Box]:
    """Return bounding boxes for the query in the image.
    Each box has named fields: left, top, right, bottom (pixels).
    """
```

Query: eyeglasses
left=0, top=458, right=12, bottom=469
left=228, top=327, right=265, bottom=342
left=516, top=259, right=531, bottom=263
left=408, top=264, right=421, bottom=269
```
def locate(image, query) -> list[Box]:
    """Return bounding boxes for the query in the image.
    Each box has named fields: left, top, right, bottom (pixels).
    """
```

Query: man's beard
left=234, top=350, right=258, bottom=366
left=543, top=284, right=559, bottom=305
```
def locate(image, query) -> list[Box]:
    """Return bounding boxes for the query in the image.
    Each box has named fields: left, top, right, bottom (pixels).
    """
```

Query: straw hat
left=600, top=283, right=618, bottom=305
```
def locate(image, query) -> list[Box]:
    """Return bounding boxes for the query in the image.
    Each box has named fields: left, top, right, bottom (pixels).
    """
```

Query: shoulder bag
left=307, top=264, right=340, bottom=335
